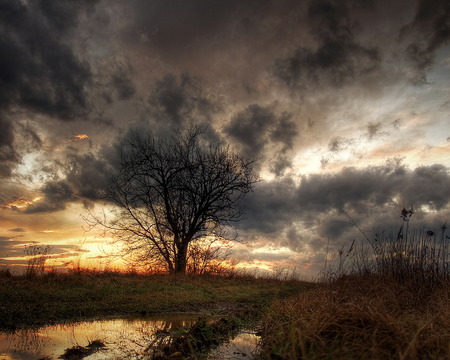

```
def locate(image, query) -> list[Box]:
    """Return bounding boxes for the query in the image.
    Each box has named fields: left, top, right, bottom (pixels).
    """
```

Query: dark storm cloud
left=297, top=163, right=450, bottom=214
left=320, top=218, right=353, bottom=239
left=124, top=0, right=287, bottom=60
left=241, top=162, right=450, bottom=248
left=226, top=105, right=275, bottom=157
left=0, top=181, right=31, bottom=208
left=18, top=122, right=43, bottom=150
left=0, top=116, right=14, bottom=148
left=0, top=0, right=96, bottom=176
left=243, top=177, right=300, bottom=234
left=95, top=57, right=136, bottom=104
left=127, top=0, right=236, bottom=52
left=0, top=143, right=19, bottom=178
left=225, top=105, right=298, bottom=170
left=24, top=180, right=74, bottom=214
left=274, top=0, right=381, bottom=89
left=403, top=0, right=450, bottom=82
left=64, top=144, right=121, bottom=202
left=147, top=74, right=218, bottom=130
left=0, top=0, right=93, bottom=118
left=0, top=115, right=18, bottom=178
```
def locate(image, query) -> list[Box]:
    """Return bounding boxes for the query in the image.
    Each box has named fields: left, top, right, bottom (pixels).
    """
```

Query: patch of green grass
left=0, top=272, right=313, bottom=330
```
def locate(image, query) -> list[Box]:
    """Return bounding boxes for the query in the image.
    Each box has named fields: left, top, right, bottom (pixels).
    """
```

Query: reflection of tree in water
left=0, top=316, right=211, bottom=359
left=113, top=318, right=197, bottom=358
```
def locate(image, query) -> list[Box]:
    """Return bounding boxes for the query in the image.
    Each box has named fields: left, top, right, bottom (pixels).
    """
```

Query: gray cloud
left=273, top=0, right=381, bottom=89
left=24, top=181, right=74, bottom=214
left=402, top=0, right=450, bottom=83
left=241, top=162, right=450, bottom=251
left=8, top=228, right=26, bottom=232
left=0, top=0, right=93, bottom=118
left=328, top=136, right=351, bottom=152
left=145, top=74, right=219, bottom=133
left=0, top=182, right=31, bottom=208
left=242, top=177, right=300, bottom=234
left=64, top=144, right=121, bottom=202
left=225, top=104, right=298, bottom=174
left=366, top=122, right=383, bottom=140
left=0, top=0, right=96, bottom=177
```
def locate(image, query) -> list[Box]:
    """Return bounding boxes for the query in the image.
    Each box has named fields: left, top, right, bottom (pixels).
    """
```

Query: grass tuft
left=259, top=276, right=450, bottom=359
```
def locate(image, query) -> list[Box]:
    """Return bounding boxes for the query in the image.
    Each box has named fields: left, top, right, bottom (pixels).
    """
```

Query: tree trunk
left=174, top=242, right=188, bottom=274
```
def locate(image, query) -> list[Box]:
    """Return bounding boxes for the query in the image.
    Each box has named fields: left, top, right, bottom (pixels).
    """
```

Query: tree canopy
left=103, top=126, right=257, bottom=274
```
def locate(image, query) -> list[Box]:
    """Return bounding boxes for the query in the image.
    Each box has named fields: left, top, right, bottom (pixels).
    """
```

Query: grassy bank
left=259, top=276, right=450, bottom=359
left=258, top=215, right=450, bottom=359
left=255, top=213, right=449, bottom=359
left=0, top=271, right=312, bottom=330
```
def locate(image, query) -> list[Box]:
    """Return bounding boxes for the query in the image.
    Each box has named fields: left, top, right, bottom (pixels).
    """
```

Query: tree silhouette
left=100, top=126, right=257, bottom=274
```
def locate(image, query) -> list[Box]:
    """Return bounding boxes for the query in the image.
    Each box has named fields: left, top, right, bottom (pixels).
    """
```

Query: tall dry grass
left=259, top=209, right=450, bottom=359
left=259, top=276, right=450, bottom=359
left=322, top=208, right=449, bottom=288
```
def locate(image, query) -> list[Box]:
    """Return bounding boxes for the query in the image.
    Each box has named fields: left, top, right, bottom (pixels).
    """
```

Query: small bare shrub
left=24, top=245, right=52, bottom=277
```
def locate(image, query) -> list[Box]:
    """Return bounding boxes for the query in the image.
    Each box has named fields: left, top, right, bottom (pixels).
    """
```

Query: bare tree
left=97, top=126, right=257, bottom=274
left=186, top=238, right=234, bottom=275
left=24, top=244, right=52, bottom=277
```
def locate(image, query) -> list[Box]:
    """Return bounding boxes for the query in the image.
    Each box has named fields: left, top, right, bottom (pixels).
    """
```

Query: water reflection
left=207, top=331, right=260, bottom=360
left=0, top=316, right=259, bottom=359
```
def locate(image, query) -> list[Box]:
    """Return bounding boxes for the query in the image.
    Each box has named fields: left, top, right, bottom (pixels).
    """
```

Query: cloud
left=402, top=0, right=450, bottom=83
left=328, top=136, right=350, bottom=152
left=0, top=0, right=93, bottom=118
left=0, top=235, right=89, bottom=271
left=242, top=177, right=301, bottom=234
left=224, top=104, right=298, bottom=174
left=0, top=182, right=33, bottom=208
left=24, top=181, right=74, bottom=214
left=64, top=145, right=121, bottom=201
left=0, top=0, right=96, bottom=177
left=0, top=235, right=27, bottom=259
left=94, top=56, right=136, bottom=103
left=240, top=161, right=450, bottom=252
left=273, top=0, right=381, bottom=90
left=147, top=74, right=218, bottom=130
left=8, top=228, right=26, bottom=233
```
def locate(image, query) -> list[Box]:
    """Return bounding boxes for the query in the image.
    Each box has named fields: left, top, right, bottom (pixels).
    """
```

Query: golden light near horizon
left=6, top=196, right=42, bottom=210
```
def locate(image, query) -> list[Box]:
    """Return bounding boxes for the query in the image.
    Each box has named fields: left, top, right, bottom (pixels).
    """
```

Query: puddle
left=0, top=316, right=260, bottom=359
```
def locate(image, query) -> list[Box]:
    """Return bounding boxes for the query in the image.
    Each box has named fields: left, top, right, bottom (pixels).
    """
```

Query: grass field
left=259, top=275, right=450, bottom=359
left=0, top=270, right=312, bottom=330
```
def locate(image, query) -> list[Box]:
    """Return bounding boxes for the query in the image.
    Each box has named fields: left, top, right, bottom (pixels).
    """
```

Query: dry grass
left=259, top=275, right=450, bottom=360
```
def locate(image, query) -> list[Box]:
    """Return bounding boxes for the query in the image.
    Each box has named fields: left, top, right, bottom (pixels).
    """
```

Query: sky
left=0, top=0, right=449, bottom=277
